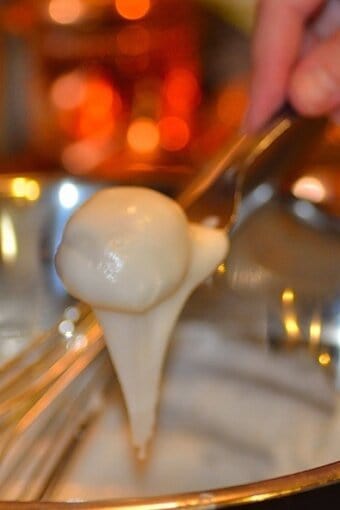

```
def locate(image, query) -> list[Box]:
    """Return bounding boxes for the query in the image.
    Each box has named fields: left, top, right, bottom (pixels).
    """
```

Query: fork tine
left=0, top=342, right=109, bottom=500
left=6, top=355, right=111, bottom=501
left=0, top=302, right=108, bottom=501
left=0, top=304, right=91, bottom=390
left=0, top=304, right=90, bottom=384
left=0, top=331, right=95, bottom=417
left=0, top=322, right=104, bottom=464
left=27, top=358, right=111, bottom=501
left=0, top=310, right=98, bottom=420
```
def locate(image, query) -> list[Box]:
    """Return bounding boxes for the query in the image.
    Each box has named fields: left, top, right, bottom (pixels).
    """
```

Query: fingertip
left=289, top=31, right=340, bottom=117
left=288, top=72, right=316, bottom=116
left=241, top=90, right=287, bottom=133
left=241, top=106, right=260, bottom=134
left=288, top=67, right=336, bottom=116
left=241, top=103, right=272, bottom=134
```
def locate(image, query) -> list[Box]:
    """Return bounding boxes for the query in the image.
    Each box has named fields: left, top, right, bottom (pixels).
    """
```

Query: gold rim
left=0, top=461, right=339, bottom=509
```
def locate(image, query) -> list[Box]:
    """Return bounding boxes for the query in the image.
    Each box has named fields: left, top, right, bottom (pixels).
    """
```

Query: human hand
left=244, top=0, right=340, bottom=132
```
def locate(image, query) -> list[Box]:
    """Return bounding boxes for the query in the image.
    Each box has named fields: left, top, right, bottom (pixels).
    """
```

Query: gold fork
left=178, top=114, right=326, bottom=228
left=0, top=303, right=112, bottom=501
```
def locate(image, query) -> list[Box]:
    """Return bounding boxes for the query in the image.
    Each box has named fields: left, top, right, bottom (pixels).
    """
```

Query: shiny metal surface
left=0, top=175, right=103, bottom=361
left=0, top=302, right=110, bottom=500
left=0, top=462, right=339, bottom=509
left=0, top=167, right=339, bottom=506
left=177, top=115, right=327, bottom=228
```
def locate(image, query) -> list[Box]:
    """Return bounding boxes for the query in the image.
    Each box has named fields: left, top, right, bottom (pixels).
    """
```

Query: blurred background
left=0, top=0, right=255, bottom=183
left=0, top=0, right=338, bottom=191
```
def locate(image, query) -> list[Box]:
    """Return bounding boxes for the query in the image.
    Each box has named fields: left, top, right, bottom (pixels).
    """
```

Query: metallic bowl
left=0, top=0, right=339, bottom=504
left=0, top=170, right=339, bottom=509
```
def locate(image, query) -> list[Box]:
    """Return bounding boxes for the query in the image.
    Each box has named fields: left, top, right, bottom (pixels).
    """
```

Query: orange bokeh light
left=85, top=78, right=115, bottom=112
left=78, top=110, right=115, bottom=140
left=115, top=0, right=150, bottom=20
left=217, top=80, right=248, bottom=129
left=50, top=71, right=86, bottom=110
left=48, top=0, right=84, bottom=24
left=159, top=116, right=190, bottom=151
left=62, top=139, right=105, bottom=174
left=127, top=117, right=159, bottom=154
left=77, top=78, right=121, bottom=139
left=164, top=69, right=200, bottom=116
left=52, top=71, right=122, bottom=140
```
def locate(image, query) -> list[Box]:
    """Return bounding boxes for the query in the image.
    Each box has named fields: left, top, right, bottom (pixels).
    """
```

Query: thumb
left=289, top=30, right=340, bottom=116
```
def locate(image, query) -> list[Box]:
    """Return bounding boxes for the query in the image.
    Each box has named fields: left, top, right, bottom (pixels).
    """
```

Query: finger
left=244, top=0, right=324, bottom=132
left=289, top=30, right=340, bottom=116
